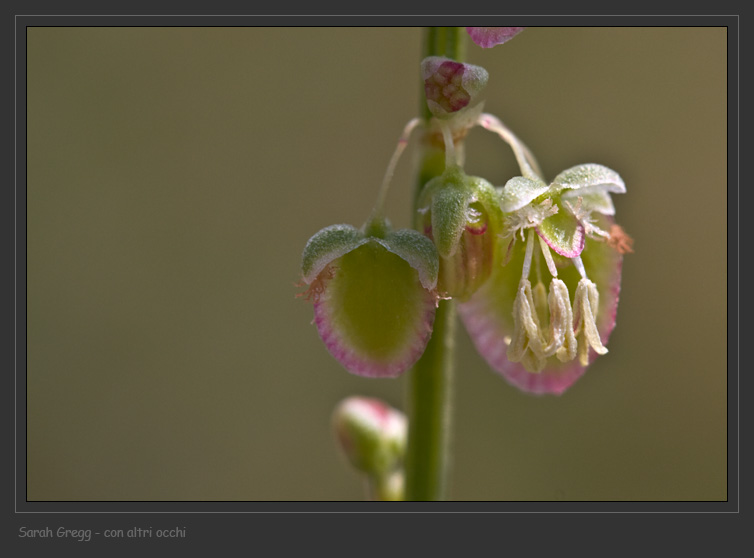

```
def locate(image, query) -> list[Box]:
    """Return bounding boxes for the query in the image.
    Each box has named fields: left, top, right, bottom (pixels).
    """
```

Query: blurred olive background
left=26, top=27, right=727, bottom=501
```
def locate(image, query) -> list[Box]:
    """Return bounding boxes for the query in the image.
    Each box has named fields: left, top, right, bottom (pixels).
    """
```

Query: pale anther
left=507, top=279, right=547, bottom=367
left=573, top=278, right=607, bottom=366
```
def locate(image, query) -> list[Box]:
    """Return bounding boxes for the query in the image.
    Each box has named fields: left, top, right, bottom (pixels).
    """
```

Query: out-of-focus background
left=26, top=27, right=727, bottom=501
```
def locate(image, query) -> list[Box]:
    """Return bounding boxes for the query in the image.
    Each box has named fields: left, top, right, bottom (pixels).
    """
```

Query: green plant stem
left=404, top=26, right=465, bottom=502
left=404, top=298, right=456, bottom=500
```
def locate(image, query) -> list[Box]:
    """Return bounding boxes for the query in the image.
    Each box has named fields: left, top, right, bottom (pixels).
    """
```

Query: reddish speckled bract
left=424, top=60, right=470, bottom=113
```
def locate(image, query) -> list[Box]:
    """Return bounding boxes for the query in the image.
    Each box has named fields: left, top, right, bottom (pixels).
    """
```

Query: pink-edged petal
left=313, top=241, right=437, bottom=378
left=459, top=215, right=622, bottom=395
left=466, top=27, right=525, bottom=49
left=535, top=204, right=586, bottom=257
left=376, top=229, right=439, bottom=291
left=301, top=224, right=367, bottom=284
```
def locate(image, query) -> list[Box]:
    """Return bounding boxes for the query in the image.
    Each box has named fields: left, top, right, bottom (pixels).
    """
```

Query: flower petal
left=459, top=214, right=622, bottom=395
left=466, top=27, right=525, bottom=49
left=535, top=203, right=586, bottom=257
left=375, top=229, right=439, bottom=291
left=551, top=163, right=626, bottom=195
left=500, top=176, right=549, bottom=213
left=313, top=241, right=437, bottom=378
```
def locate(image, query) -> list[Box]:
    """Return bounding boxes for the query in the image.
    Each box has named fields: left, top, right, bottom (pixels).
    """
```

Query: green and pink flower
left=301, top=220, right=439, bottom=378
left=459, top=163, right=631, bottom=394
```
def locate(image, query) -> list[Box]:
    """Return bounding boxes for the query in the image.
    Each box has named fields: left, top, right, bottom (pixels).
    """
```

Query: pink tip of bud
left=466, top=27, right=525, bottom=49
left=332, top=397, right=407, bottom=475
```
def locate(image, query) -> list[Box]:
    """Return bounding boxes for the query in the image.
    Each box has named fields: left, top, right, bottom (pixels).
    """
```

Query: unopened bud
left=332, top=397, right=407, bottom=476
left=416, top=168, right=502, bottom=300
left=421, top=57, right=489, bottom=119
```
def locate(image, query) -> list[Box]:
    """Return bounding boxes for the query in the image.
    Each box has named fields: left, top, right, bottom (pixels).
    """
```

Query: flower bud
left=416, top=167, right=502, bottom=301
left=421, top=57, right=489, bottom=119
left=332, top=396, right=407, bottom=476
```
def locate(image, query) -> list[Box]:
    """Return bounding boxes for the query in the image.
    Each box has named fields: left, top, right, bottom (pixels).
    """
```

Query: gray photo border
left=10, top=11, right=742, bottom=551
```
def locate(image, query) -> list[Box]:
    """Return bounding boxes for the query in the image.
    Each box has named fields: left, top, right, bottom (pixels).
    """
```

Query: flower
left=416, top=165, right=503, bottom=301
left=301, top=220, right=439, bottom=378
left=466, top=27, right=525, bottom=49
left=458, top=164, right=630, bottom=394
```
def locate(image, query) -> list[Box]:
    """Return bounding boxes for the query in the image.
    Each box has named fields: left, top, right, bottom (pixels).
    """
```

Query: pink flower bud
left=421, top=57, right=489, bottom=119
left=332, top=397, right=407, bottom=476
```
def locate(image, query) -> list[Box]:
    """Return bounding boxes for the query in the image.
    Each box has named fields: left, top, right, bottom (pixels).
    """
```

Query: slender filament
left=374, top=117, right=422, bottom=216
left=477, top=113, right=544, bottom=181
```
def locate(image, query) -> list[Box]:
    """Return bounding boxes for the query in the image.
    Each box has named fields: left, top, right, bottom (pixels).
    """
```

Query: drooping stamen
left=572, top=255, right=587, bottom=280
left=573, top=278, right=608, bottom=366
left=532, top=281, right=549, bottom=330
left=538, top=279, right=564, bottom=357
left=538, top=234, right=559, bottom=278
left=550, top=279, right=578, bottom=362
left=477, top=113, right=544, bottom=181
left=507, top=279, right=546, bottom=371
left=521, top=228, right=535, bottom=281
left=507, top=282, right=531, bottom=362
left=521, top=349, right=546, bottom=374
left=563, top=197, right=610, bottom=240
left=508, top=230, right=550, bottom=372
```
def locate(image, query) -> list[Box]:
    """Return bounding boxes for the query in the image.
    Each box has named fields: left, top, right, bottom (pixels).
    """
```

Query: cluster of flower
left=300, top=29, right=631, bottom=395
